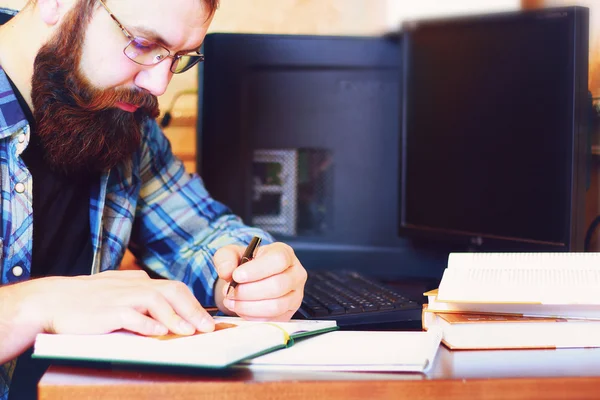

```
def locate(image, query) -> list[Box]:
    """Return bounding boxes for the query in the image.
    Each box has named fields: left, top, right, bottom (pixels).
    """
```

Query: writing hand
left=214, top=242, right=307, bottom=321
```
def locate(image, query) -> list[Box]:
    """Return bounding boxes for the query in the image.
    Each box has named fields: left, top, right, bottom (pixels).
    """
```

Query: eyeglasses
left=97, top=0, right=204, bottom=74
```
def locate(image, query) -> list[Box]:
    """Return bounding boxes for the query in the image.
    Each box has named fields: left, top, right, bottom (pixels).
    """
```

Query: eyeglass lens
left=124, top=37, right=204, bottom=74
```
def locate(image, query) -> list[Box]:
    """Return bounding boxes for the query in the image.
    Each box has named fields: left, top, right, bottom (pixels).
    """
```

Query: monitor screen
left=399, top=7, right=589, bottom=251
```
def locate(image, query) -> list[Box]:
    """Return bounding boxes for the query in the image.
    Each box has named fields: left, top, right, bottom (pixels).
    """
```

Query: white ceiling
left=386, top=0, right=521, bottom=30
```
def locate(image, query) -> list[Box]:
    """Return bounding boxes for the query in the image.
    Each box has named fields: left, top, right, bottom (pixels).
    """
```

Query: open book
left=33, top=316, right=337, bottom=369
left=239, top=329, right=442, bottom=372
left=427, top=252, right=600, bottom=318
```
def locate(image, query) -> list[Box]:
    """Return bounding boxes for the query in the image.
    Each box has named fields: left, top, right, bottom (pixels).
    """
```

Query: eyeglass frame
left=96, top=0, right=205, bottom=74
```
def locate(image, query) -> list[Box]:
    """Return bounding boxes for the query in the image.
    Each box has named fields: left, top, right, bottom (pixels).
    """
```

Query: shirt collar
left=0, top=66, right=29, bottom=140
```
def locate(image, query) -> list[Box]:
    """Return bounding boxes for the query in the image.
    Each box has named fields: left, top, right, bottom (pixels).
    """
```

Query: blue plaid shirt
left=0, top=67, right=271, bottom=399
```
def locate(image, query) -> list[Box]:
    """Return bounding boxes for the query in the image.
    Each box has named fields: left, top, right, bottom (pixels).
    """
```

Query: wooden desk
left=38, top=346, right=600, bottom=400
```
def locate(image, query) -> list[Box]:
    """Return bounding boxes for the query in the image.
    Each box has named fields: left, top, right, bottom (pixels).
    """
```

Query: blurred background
left=164, top=0, right=526, bottom=173
left=0, top=0, right=594, bottom=171
left=0, top=0, right=597, bottom=265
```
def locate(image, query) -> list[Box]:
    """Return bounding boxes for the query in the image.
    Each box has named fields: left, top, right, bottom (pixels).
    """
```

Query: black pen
left=227, top=236, right=262, bottom=296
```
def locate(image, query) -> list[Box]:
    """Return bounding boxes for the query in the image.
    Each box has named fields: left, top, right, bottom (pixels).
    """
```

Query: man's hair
left=203, top=0, right=220, bottom=17
left=25, top=0, right=220, bottom=16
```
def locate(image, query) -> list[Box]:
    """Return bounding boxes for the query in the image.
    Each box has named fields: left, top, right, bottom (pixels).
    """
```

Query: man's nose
left=134, top=60, right=174, bottom=97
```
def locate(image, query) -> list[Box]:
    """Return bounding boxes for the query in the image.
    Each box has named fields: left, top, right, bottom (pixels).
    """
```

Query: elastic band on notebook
left=264, top=323, right=291, bottom=345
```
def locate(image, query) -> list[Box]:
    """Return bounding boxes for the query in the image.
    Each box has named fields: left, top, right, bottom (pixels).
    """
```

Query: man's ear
left=37, top=0, right=76, bottom=26
left=37, top=0, right=60, bottom=25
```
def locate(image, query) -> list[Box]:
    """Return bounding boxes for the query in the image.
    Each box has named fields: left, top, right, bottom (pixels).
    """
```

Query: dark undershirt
left=8, top=77, right=97, bottom=278
left=6, top=77, right=99, bottom=400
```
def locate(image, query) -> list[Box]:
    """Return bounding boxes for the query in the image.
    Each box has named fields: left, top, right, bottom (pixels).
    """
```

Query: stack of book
left=422, top=252, right=600, bottom=350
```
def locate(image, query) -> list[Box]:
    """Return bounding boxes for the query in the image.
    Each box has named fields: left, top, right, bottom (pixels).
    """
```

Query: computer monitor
left=197, top=7, right=589, bottom=277
left=399, top=6, right=590, bottom=252
left=197, top=33, right=446, bottom=277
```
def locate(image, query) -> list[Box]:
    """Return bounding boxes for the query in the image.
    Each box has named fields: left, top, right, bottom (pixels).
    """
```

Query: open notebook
left=239, top=329, right=443, bottom=372
left=33, top=316, right=338, bottom=369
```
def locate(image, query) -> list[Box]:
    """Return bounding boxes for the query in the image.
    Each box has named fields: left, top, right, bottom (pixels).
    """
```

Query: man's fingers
left=117, top=308, right=169, bottom=336
left=155, top=281, right=215, bottom=332
left=125, top=289, right=197, bottom=336
left=103, top=272, right=215, bottom=334
left=33, top=272, right=217, bottom=338
left=213, top=245, right=243, bottom=280
left=223, top=290, right=300, bottom=319
left=228, top=265, right=305, bottom=301
left=232, top=243, right=295, bottom=284
left=51, top=307, right=168, bottom=337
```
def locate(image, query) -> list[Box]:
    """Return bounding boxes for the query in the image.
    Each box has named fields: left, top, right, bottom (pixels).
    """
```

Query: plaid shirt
left=0, top=67, right=271, bottom=399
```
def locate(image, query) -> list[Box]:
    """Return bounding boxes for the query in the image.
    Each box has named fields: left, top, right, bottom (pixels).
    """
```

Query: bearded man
left=0, top=1, right=307, bottom=398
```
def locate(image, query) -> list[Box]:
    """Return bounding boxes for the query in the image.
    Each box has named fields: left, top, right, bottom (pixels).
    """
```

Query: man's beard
left=30, top=1, right=160, bottom=174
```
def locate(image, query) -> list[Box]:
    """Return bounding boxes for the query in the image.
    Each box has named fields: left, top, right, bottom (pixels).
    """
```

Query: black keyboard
left=296, top=270, right=423, bottom=329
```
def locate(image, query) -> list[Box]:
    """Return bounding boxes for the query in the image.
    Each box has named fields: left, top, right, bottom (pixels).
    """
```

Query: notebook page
left=34, top=323, right=285, bottom=367
left=241, top=330, right=442, bottom=372
left=437, top=266, right=600, bottom=304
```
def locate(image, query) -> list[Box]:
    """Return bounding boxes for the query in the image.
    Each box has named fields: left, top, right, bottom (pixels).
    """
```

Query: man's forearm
left=0, top=282, right=44, bottom=363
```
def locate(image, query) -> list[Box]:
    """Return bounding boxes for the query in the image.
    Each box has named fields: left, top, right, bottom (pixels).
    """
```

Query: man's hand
left=0, top=270, right=215, bottom=363
left=213, top=242, right=307, bottom=321
left=32, top=270, right=215, bottom=335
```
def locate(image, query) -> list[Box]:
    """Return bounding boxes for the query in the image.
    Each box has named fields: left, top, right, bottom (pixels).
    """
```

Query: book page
left=437, top=265, right=600, bottom=304
left=241, top=330, right=442, bottom=372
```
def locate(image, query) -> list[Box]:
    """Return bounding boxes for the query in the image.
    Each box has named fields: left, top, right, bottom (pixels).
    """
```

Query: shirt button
left=18, top=134, right=25, bottom=143
left=12, top=266, right=23, bottom=277
left=14, top=182, right=25, bottom=193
